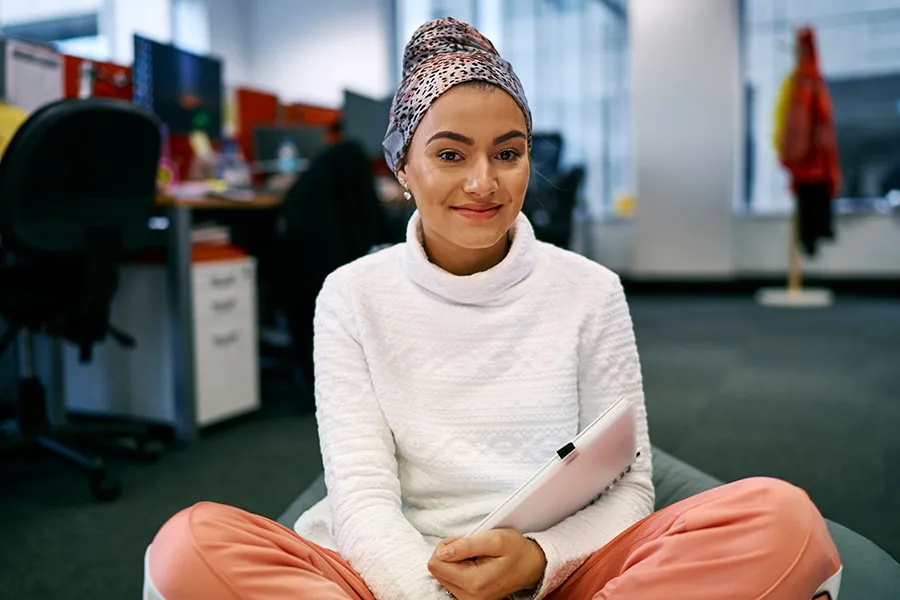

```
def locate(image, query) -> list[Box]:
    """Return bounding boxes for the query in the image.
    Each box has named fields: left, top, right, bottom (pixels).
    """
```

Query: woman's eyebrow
left=493, top=130, right=526, bottom=144
left=426, top=131, right=475, bottom=145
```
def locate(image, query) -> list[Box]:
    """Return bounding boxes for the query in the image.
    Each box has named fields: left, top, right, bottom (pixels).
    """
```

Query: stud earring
left=397, top=177, right=412, bottom=201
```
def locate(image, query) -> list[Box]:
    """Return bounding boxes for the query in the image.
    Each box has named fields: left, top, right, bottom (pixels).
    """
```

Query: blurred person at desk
left=143, top=17, right=840, bottom=600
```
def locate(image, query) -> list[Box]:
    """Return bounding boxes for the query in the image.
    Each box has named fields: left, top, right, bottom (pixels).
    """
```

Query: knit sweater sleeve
left=524, top=276, right=655, bottom=599
left=313, top=273, right=446, bottom=600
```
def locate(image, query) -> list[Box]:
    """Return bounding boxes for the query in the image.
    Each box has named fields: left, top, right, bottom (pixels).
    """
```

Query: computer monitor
left=132, top=35, right=223, bottom=139
left=252, top=125, right=330, bottom=169
left=827, top=73, right=900, bottom=197
left=341, top=90, right=392, bottom=160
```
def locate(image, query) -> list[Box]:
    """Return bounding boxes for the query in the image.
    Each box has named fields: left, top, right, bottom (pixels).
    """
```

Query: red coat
left=779, top=28, right=842, bottom=198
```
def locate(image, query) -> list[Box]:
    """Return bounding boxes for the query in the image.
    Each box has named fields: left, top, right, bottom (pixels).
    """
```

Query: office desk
left=156, top=192, right=283, bottom=210
left=156, top=191, right=284, bottom=442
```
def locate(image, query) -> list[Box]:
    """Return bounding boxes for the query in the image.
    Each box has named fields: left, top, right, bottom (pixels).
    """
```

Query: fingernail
left=438, top=545, right=454, bottom=560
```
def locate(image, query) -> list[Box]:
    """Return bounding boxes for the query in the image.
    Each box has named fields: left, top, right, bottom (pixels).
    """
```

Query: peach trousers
left=144, top=477, right=842, bottom=599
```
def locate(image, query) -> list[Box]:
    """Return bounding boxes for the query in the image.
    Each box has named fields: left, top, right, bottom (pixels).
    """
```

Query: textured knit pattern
left=294, top=212, right=654, bottom=600
left=383, top=16, right=532, bottom=175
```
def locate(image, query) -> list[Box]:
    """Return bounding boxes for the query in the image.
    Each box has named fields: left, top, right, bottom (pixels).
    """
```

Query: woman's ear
left=396, top=164, right=414, bottom=203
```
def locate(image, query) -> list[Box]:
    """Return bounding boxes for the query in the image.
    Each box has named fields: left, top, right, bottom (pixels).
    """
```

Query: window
left=501, top=0, right=629, bottom=218
left=430, top=0, right=476, bottom=23
left=743, top=0, right=900, bottom=213
left=395, top=0, right=631, bottom=218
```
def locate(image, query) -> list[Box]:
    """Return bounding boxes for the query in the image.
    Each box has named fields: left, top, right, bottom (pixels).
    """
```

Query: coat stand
left=755, top=199, right=834, bottom=308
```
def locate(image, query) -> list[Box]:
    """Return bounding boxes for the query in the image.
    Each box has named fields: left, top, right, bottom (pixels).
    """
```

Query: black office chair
left=0, top=98, right=163, bottom=501
left=273, top=141, right=392, bottom=410
left=530, top=132, right=564, bottom=178
left=525, top=165, right=585, bottom=249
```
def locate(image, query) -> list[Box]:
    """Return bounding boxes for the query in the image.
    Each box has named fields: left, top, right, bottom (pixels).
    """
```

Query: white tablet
left=468, top=396, right=639, bottom=536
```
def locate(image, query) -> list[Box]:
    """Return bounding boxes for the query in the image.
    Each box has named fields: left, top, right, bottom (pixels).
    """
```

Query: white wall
left=105, top=0, right=172, bottom=65
left=630, top=0, right=742, bottom=277
left=734, top=214, right=900, bottom=276
left=169, top=0, right=252, bottom=86
left=588, top=214, right=900, bottom=277
left=203, top=0, right=254, bottom=86
left=172, top=0, right=387, bottom=98
left=0, top=0, right=101, bottom=24
left=172, top=0, right=210, bottom=55
left=206, top=0, right=251, bottom=86
left=395, top=0, right=430, bottom=73
left=246, top=0, right=394, bottom=107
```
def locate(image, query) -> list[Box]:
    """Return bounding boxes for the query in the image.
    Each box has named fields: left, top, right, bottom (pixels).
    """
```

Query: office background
left=4, top=0, right=900, bottom=246
left=0, top=1, right=898, bottom=599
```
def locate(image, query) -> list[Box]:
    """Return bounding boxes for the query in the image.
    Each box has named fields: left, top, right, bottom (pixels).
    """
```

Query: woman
left=145, top=18, right=841, bottom=600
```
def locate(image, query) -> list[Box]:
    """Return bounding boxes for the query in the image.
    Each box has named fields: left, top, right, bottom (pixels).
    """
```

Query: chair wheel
left=138, top=440, right=164, bottom=462
left=89, top=471, right=122, bottom=502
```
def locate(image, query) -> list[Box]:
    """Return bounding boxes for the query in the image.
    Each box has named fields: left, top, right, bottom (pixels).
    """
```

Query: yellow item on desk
left=0, top=103, right=29, bottom=157
left=189, top=130, right=215, bottom=160
left=188, top=130, right=216, bottom=180
left=223, top=95, right=237, bottom=138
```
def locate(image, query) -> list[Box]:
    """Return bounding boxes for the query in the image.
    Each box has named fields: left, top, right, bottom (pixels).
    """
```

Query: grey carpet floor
left=0, top=295, right=897, bottom=599
left=0, top=399, right=323, bottom=600
left=635, top=296, right=900, bottom=565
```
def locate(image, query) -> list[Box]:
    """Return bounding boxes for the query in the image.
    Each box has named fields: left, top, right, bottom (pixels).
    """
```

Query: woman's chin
left=446, top=214, right=516, bottom=243
left=450, top=228, right=511, bottom=252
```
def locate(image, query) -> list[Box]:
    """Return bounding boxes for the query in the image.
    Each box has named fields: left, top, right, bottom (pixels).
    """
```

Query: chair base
left=1, top=376, right=165, bottom=502
left=0, top=431, right=123, bottom=501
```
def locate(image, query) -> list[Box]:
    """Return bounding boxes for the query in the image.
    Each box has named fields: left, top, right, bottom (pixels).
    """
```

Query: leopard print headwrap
left=382, top=17, right=532, bottom=176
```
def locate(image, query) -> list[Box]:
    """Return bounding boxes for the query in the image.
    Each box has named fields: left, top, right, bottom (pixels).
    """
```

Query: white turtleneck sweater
left=294, top=212, right=654, bottom=600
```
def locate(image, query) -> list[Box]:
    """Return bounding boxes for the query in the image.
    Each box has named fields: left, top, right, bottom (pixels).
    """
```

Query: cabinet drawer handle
left=212, top=331, right=240, bottom=346
left=211, top=298, right=238, bottom=312
left=209, top=274, right=236, bottom=287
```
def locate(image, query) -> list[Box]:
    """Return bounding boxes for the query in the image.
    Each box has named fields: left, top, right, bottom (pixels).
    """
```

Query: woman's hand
left=428, top=529, right=546, bottom=600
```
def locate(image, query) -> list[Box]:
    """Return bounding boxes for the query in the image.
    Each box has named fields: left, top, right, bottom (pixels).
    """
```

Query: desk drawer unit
left=63, top=256, right=261, bottom=428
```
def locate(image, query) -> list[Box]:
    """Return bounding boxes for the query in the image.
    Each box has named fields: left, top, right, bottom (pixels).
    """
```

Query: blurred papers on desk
left=167, top=181, right=221, bottom=199
left=165, top=181, right=260, bottom=204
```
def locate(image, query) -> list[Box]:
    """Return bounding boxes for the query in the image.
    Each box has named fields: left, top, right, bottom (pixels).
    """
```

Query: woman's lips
left=452, top=204, right=502, bottom=220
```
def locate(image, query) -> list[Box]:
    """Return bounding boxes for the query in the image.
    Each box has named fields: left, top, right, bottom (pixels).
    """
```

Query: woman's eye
left=438, top=151, right=461, bottom=162
left=498, top=149, right=520, bottom=162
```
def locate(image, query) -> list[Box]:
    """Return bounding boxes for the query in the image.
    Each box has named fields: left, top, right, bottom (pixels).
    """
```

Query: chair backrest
left=0, top=98, right=161, bottom=258
left=276, top=140, right=392, bottom=385
left=556, top=165, right=585, bottom=217
left=530, top=132, right=564, bottom=178
left=280, top=140, right=391, bottom=282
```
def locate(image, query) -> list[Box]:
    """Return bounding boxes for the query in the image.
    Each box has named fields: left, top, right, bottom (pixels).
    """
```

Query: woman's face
left=398, top=84, right=530, bottom=275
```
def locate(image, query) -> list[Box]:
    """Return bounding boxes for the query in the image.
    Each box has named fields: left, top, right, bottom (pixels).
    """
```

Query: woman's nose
left=463, top=158, right=498, bottom=198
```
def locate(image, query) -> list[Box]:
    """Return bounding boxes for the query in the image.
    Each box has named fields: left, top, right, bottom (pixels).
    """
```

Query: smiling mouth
left=452, top=205, right=502, bottom=221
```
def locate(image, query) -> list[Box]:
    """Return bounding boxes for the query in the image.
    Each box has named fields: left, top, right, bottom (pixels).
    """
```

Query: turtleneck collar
left=401, top=211, right=538, bottom=306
